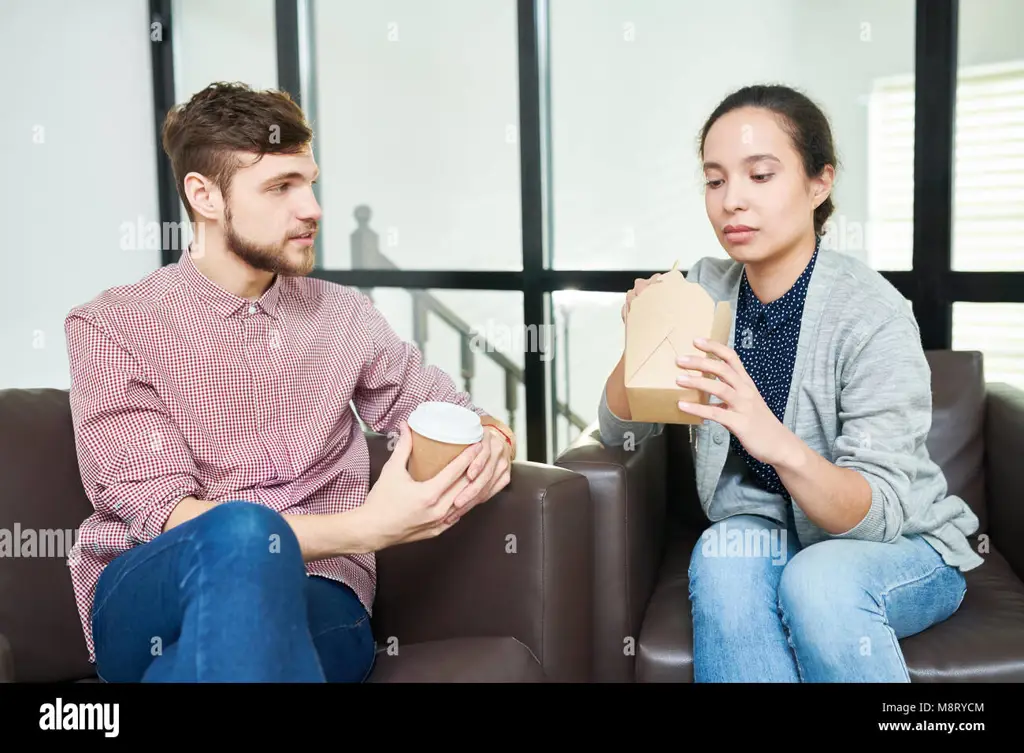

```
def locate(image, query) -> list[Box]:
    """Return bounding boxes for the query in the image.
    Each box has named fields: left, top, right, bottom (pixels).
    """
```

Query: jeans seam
left=310, top=612, right=369, bottom=639
left=876, top=560, right=956, bottom=683
left=877, top=561, right=947, bottom=602
left=91, top=532, right=197, bottom=623
left=776, top=599, right=805, bottom=682
left=360, top=640, right=378, bottom=683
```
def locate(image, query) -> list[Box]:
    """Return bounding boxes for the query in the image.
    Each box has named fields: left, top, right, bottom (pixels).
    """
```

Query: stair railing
left=349, top=204, right=589, bottom=444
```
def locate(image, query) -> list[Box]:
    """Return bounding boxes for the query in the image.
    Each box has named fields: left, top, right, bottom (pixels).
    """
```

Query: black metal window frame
left=150, top=0, right=1024, bottom=464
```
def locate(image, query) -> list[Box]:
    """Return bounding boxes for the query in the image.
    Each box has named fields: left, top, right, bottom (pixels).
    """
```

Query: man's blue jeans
left=91, top=500, right=377, bottom=682
left=688, top=513, right=968, bottom=682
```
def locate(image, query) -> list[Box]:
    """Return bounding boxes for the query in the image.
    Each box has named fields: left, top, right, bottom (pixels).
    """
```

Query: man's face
left=219, top=146, right=321, bottom=276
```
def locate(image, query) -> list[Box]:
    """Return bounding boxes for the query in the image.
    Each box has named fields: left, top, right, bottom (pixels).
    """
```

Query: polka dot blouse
left=730, top=238, right=820, bottom=499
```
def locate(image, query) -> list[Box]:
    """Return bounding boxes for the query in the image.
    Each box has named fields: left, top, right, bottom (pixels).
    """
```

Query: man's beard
left=223, top=206, right=316, bottom=277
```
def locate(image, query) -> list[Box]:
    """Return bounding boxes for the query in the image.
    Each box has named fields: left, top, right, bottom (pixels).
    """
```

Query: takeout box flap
left=623, top=269, right=733, bottom=424
left=624, top=270, right=730, bottom=383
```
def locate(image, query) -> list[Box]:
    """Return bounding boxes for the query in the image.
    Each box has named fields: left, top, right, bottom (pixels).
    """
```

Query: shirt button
left=248, top=305, right=257, bottom=314
left=713, top=430, right=725, bottom=445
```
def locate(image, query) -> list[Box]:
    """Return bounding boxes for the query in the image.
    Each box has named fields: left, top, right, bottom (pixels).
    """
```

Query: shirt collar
left=178, top=245, right=282, bottom=320
left=740, top=238, right=819, bottom=330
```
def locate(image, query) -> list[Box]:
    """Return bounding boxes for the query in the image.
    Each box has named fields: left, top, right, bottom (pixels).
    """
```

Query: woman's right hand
left=621, top=273, right=665, bottom=322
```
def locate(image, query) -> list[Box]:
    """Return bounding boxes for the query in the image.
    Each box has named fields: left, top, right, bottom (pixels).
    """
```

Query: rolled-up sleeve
left=65, top=311, right=202, bottom=543
left=831, top=312, right=932, bottom=542
left=597, top=384, right=664, bottom=448
left=351, top=292, right=484, bottom=436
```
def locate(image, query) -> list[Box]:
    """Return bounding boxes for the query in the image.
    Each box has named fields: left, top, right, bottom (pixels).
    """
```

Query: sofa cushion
left=367, top=636, right=546, bottom=682
left=636, top=524, right=698, bottom=682
left=638, top=524, right=1024, bottom=682
left=0, top=633, right=13, bottom=682
left=0, top=388, right=96, bottom=682
left=900, top=539, right=1024, bottom=681
left=924, top=350, right=987, bottom=532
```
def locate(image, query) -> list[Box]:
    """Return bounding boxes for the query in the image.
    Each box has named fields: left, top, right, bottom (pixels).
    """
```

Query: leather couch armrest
left=985, top=382, right=1024, bottom=582
left=365, top=434, right=594, bottom=683
left=555, top=421, right=668, bottom=682
left=0, top=632, right=13, bottom=682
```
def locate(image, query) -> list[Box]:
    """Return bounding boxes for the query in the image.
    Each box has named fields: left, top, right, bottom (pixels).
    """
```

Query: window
left=869, top=60, right=1024, bottom=385
left=868, top=61, right=1024, bottom=271
left=953, top=303, right=1024, bottom=390
left=951, top=61, right=1024, bottom=272
left=866, top=72, right=916, bottom=271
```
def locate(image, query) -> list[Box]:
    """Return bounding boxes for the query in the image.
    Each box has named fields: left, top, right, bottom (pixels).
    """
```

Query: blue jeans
left=91, top=500, right=376, bottom=682
left=687, top=513, right=967, bottom=682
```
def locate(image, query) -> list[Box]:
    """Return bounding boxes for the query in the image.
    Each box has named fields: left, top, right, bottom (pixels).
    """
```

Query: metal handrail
left=349, top=205, right=589, bottom=438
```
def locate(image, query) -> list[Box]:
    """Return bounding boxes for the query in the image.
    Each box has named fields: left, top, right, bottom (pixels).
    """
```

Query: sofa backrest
left=666, top=349, right=988, bottom=533
left=924, top=350, right=987, bottom=531
left=0, top=388, right=97, bottom=682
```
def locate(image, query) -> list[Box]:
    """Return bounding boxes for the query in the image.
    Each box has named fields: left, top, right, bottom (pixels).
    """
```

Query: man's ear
left=183, top=172, right=221, bottom=220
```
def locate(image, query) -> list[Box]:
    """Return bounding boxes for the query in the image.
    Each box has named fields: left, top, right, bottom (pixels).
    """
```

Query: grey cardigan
left=598, top=248, right=984, bottom=572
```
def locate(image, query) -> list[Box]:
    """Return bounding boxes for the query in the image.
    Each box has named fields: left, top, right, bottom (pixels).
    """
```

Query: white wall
left=0, top=0, right=162, bottom=389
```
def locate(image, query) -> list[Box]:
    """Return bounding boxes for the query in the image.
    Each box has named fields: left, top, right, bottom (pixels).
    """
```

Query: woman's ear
left=811, top=164, right=835, bottom=210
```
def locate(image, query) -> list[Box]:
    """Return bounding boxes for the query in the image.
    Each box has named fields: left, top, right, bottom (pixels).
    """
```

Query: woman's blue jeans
left=688, top=513, right=968, bottom=682
left=91, top=500, right=376, bottom=682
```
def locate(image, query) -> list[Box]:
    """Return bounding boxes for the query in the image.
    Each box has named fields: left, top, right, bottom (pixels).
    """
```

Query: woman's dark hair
left=698, top=84, right=839, bottom=237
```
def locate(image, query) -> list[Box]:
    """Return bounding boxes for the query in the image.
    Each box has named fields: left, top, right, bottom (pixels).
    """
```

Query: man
left=64, top=82, right=516, bottom=683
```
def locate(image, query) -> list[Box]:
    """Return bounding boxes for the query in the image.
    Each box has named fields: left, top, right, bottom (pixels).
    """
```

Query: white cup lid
left=407, top=401, right=484, bottom=444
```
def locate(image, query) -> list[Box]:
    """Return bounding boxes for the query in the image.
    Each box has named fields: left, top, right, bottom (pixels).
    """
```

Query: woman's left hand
left=675, top=337, right=795, bottom=467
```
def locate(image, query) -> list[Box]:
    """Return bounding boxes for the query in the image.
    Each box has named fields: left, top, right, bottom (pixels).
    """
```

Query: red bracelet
left=485, top=424, right=515, bottom=458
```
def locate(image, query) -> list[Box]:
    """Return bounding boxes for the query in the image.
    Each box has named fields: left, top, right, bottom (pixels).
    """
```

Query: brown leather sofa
left=0, top=387, right=594, bottom=683
left=556, top=350, right=1024, bottom=682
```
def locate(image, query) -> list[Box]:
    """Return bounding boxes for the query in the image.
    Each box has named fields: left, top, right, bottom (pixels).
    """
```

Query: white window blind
left=867, top=60, right=1024, bottom=390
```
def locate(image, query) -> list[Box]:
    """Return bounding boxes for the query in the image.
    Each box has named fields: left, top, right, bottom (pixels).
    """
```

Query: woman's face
left=701, top=106, right=831, bottom=265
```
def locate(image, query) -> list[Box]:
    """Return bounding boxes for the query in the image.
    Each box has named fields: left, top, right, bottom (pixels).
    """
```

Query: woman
left=598, top=84, right=983, bottom=682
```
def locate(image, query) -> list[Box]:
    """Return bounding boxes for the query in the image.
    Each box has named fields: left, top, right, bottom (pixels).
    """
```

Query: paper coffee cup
left=406, top=402, right=484, bottom=482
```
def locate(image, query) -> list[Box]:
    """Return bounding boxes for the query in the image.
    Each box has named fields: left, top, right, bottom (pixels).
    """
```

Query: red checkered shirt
left=64, top=248, right=483, bottom=663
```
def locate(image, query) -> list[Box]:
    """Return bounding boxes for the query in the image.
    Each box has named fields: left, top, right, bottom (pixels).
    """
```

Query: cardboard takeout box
left=624, top=269, right=732, bottom=424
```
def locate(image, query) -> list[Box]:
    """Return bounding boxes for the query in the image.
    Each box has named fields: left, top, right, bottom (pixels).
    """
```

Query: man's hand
left=674, top=337, right=798, bottom=468
left=357, top=420, right=483, bottom=550
left=441, top=426, right=512, bottom=525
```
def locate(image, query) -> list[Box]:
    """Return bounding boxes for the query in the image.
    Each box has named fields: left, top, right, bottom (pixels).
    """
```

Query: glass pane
left=550, top=291, right=626, bottom=458
left=952, top=1, right=1024, bottom=271
left=548, top=0, right=916, bottom=272
left=356, top=288, right=528, bottom=456
left=172, top=0, right=279, bottom=102
left=953, top=303, right=1024, bottom=390
left=311, top=0, right=522, bottom=271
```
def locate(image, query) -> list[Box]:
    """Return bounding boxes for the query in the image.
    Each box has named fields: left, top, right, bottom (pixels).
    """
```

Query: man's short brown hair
left=161, top=82, right=313, bottom=222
